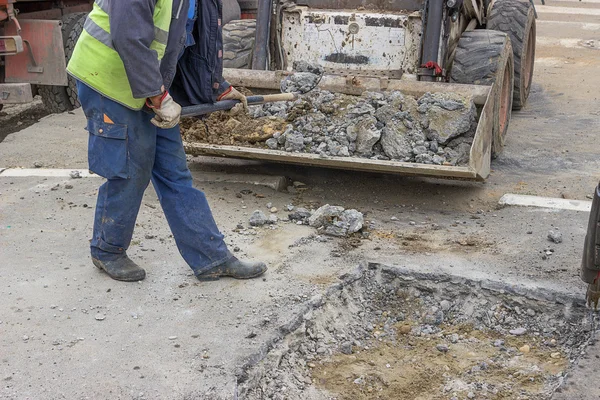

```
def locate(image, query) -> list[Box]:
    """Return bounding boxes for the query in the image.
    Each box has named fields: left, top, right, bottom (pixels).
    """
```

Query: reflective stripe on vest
left=67, top=0, right=173, bottom=110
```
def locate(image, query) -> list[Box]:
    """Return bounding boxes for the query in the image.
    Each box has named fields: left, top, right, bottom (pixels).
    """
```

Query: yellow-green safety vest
left=67, top=0, right=172, bottom=110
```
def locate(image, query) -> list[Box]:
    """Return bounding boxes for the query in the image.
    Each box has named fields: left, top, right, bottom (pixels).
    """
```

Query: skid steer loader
left=195, top=0, right=537, bottom=181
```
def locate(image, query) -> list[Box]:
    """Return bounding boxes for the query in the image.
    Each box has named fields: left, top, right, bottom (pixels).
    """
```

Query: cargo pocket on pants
left=87, top=118, right=129, bottom=179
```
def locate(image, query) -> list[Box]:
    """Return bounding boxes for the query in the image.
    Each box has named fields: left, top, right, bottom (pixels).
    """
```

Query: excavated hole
left=238, top=264, right=595, bottom=400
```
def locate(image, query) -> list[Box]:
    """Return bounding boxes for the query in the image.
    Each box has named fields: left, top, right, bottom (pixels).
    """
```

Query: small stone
left=265, top=138, right=278, bottom=149
left=22, top=335, right=29, bottom=341
left=449, top=333, right=459, bottom=344
left=249, top=210, right=268, bottom=226
left=168, top=336, right=177, bottom=340
left=519, top=344, right=531, bottom=353
left=548, top=230, right=563, bottom=244
left=398, top=325, right=411, bottom=335
left=493, top=339, right=505, bottom=347
left=551, top=352, right=561, bottom=359
left=549, top=339, right=557, bottom=347
left=289, top=207, right=311, bottom=221
left=266, top=202, right=273, bottom=209
left=308, top=204, right=344, bottom=228
left=436, top=344, right=449, bottom=353
left=526, top=309, right=536, bottom=317
left=285, top=204, right=294, bottom=211
left=440, top=300, right=451, bottom=311
left=270, top=207, right=278, bottom=213
left=467, top=392, right=475, bottom=399
left=95, top=314, right=106, bottom=321
left=292, top=181, right=307, bottom=188
left=268, top=215, right=278, bottom=224
left=509, top=327, right=527, bottom=336
left=353, top=377, right=365, bottom=385
left=64, top=184, right=74, bottom=190
left=69, top=170, right=82, bottom=179
left=340, top=341, right=353, bottom=355
left=390, top=216, right=399, bottom=221
left=233, top=246, right=240, bottom=252
left=33, top=161, right=43, bottom=168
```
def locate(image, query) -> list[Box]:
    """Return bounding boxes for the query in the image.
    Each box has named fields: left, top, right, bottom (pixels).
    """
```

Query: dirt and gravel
left=238, top=264, right=593, bottom=399
left=181, top=89, right=478, bottom=166
left=2, top=3, right=600, bottom=399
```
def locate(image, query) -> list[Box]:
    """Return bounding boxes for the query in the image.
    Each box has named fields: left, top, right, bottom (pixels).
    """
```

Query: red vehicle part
left=0, top=0, right=91, bottom=108
left=4, top=19, right=67, bottom=86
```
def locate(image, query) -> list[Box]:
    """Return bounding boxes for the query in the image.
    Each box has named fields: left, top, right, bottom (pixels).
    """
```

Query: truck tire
left=487, top=0, right=536, bottom=110
left=223, top=19, right=256, bottom=69
left=223, top=0, right=242, bottom=25
left=450, top=30, right=514, bottom=158
left=38, top=12, right=87, bottom=113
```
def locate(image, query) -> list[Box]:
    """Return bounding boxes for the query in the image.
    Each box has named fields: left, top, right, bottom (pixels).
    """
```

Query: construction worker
left=66, top=0, right=267, bottom=282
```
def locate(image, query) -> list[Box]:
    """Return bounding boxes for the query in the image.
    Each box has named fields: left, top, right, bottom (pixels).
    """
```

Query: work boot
left=92, top=253, right=146, bottom=282
left=195, top=257, right=267, bottom=281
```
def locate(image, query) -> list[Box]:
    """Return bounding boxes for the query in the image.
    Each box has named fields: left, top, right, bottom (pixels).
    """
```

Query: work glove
left=218, top=86, right=248, bottom=111
left=146, top=92, right=182, bottom=129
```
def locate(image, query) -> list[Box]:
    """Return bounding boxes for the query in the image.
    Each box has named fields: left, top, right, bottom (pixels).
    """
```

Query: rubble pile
left=251, top=89, right=478, bottom=166
left=181, top=88, right=479, bottom=166
left=248, top=204, right=364, bottom=238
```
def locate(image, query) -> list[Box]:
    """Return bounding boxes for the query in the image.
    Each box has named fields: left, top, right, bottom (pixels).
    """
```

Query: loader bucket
left=183, top=69, right=495, bottom=181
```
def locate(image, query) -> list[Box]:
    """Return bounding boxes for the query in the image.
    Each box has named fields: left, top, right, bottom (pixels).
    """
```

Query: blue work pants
left=77, top=81, right=231, bottom=275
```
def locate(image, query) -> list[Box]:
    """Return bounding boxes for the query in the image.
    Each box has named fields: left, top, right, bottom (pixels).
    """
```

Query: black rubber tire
left=451, top=30, right=514, bottom=157
left=39, top=12, right=87, bottom=113
left=223, top=19, right=256, bottom=69
left=223, top=0, right=242, bottom=25
left=487, top=0, right=536, bottom=110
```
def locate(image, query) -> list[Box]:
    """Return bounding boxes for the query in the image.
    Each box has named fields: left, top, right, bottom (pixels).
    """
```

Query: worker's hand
left=147, top=92, right=182, bottom=129
left=218, top=86, right=248, bottom=111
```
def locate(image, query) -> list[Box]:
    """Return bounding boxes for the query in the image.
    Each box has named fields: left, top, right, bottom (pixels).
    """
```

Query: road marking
left=536, top=36, right=599, bottom=49
left=536, top=5, right=600, bottom=15
left=499, top=194, right=591, bottom=212
left=538, top=20, right=600, bottom=31
left=0, top=168, right=99, bottom=178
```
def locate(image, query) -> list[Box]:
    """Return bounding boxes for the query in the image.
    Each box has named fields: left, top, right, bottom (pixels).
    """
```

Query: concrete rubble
left=249, top=89, right=477, bottom=166
left=248, top=203, right=364, bottom=238
left=280, top=61, right=324, bottom=94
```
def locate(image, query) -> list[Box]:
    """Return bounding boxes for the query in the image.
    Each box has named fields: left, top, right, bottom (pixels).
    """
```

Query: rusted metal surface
left=0, top=82, right=33, bottom=103
left=295, top=0, right=425, bottom=12
left=17, top=8, right=62, bottom=19
left=184, top=77, right=494, bottom=181
left=281, top=7, right=422, bottom=78
left=4, top=19, right=68, bottom=85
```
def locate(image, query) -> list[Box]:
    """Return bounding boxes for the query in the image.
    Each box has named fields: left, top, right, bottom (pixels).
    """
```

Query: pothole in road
left=238, top=264, right=594, bottom=400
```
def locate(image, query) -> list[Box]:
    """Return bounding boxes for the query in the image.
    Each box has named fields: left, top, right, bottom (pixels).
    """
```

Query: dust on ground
left=371, top=229, right=495, bottom=254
